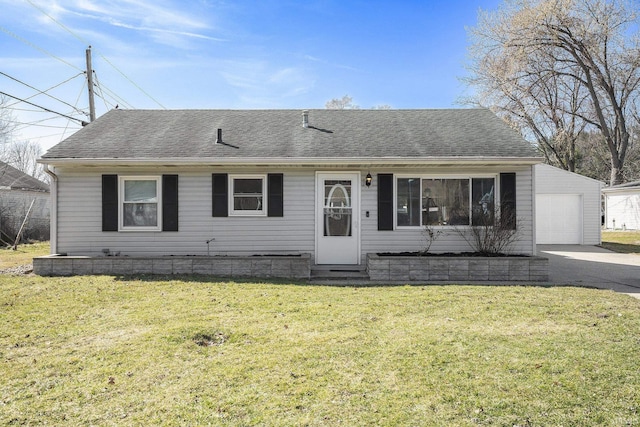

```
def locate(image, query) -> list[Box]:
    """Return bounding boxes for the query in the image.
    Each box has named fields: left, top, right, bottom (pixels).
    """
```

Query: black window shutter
left=267, top=173, right=284, bottom=217
left=500, top=172, right=517, bottom=229
left=162, top=175, right=179, bottom=231
left=212, top=173, right=228, bottom=217
left=377, top=173, right=394, bottom=231
left=102, top=174, right=118, bottom=232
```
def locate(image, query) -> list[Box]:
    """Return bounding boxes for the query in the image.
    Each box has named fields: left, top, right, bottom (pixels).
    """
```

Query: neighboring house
left=0, top=160, right=50, bottom=242
left=534, top=164, right=603, bottom=245
left=603, top=181, right=640, bottom=230
left=38, top=109, right=541, bottom=265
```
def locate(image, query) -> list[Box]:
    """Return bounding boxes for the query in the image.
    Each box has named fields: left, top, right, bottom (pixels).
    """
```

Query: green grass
left=0, top=241, right=50, bottom=270
left=1, top=276, right=639, bottom=425
left=601, top=230, right=640, bottom=254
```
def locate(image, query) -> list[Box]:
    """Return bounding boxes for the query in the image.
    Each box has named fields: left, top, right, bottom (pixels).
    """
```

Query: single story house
left=36, top=109, right=544, bottom=278
left=603, top=181, right=640, bottom=230
left=0, top=160, right=50, bottom=243
left=534, top=163, right=603, bottom=245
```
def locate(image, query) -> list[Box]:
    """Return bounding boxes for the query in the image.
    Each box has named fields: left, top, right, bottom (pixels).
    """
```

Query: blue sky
left=0, top=0, right=501, bottom=151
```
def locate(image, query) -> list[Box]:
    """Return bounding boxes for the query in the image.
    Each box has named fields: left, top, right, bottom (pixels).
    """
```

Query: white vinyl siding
left=55, top=169, right=313, bottom=257
left=54, top=165, right=537, bottom=261
left=534, top=164, right=602, bottom=245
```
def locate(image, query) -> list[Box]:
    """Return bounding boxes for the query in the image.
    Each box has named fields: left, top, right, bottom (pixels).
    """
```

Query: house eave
left=38, top=156, right=543, bottom=168
left=602, top=186, right=640, bottom=194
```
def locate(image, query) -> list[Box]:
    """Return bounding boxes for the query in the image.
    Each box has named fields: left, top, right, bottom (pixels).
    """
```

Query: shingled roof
left=0, top=161, right=49, bottom=192
left=41, top=109, right=539, bottom=163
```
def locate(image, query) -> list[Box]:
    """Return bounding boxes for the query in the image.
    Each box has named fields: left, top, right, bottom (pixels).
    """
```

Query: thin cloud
left=26, top=0, right=220, bottom=46
left=301, top=53, right=359, bottom=72
left=105, top=19, right=226, bottom=42
left=218, top=60, right=315, bottom=100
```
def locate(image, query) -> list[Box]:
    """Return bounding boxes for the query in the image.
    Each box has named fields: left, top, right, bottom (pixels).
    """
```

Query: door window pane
left=323, top=180, right=352, bottom=236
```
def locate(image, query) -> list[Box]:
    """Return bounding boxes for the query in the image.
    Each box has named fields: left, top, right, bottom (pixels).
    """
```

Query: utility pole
left=85, top=46, right=96, bottom=122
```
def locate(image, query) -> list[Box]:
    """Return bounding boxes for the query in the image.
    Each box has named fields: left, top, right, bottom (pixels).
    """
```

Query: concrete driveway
left=538, top=245, right=640, bottom=298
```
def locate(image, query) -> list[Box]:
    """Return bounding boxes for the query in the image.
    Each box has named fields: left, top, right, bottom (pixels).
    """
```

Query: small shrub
left=456, top=206, right=519, bottom=255
left=420, top=225, right=443, bottom=255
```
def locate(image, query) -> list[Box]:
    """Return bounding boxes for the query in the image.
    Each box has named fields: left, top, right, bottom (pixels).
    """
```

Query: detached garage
left=535, top=164, right=603, bottom=245
left=603, top=181, right=640, bottom=230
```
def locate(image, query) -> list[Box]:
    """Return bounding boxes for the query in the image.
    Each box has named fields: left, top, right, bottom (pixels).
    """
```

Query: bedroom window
left=396, top=176, right=495, bottom=228
left=120, top=176, right=161, bottom=230
left=230, top=175, right=266, bottom=216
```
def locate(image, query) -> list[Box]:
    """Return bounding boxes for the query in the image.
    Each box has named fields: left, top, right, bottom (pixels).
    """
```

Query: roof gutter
left=602, top=185, right=640, bottom=193
left=42, top=164, right=58, bottom=255
left=38, top=156, right=543, bottom=167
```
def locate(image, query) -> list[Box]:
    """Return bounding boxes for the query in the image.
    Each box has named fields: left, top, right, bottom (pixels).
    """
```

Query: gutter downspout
left=531, top=164, right=537, bottom=256
left=43, top=164, right=58, bottom=254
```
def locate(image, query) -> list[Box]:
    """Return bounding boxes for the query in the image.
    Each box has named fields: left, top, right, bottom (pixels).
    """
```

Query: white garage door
left=536, top=194, right=583, bottom=244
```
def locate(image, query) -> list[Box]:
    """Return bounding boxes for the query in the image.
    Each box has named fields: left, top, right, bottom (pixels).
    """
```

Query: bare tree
left=1, top=140, right=46, bottom=182
left=466, top=0, right=640, bottom=185
left=0, top=96, right=47, bottom=182
left=577, top=129, right=640, bottom=182
left=325, top=95, right=360, bottom=109
left=0, top=95, right=16, bottom=147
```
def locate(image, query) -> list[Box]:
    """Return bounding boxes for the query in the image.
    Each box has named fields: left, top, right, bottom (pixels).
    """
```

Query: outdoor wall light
left=365, top=172, right=372, bottom=187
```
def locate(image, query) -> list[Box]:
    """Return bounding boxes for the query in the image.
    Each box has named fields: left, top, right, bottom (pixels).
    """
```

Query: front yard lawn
left=1, top=276, right=638, bottom=425
left=601, top=230, right=640, bottom=254
left=0, top=241, right=50, bottom=270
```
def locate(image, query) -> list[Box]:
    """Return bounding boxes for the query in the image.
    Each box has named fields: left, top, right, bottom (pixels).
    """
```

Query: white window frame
left=394, top=174, right=499, bottom=230
left=229, top=174, right=267, bottom=217
left=118, top=176, right=162, bottom=232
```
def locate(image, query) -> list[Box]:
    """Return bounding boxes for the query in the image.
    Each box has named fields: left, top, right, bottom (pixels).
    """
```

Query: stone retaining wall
left=33, top=254, right=311, bottom=279
left=367, top=254, right=548, bottom=282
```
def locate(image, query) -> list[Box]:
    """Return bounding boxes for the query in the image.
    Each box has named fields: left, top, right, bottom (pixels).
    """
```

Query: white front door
left=316, top=172, right=360, bottom=264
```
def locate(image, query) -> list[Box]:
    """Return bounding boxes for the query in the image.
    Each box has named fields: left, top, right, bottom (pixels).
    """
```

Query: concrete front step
left=311, top=265, right=369, bottom=280
left=311, top=271, right=370, bottom=280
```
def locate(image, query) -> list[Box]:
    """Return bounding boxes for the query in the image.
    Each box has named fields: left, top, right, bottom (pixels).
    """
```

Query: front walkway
left=538, top=245, right=640, bottom=299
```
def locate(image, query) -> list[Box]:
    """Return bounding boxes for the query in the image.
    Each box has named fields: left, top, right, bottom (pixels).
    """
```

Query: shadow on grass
left=105, top=273, right=578, bottom=290
left=599, top=242, right=640, bottom=254
left=111, top=273, right=310, bottom=286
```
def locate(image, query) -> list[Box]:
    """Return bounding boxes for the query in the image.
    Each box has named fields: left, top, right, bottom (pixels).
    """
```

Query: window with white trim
left=229, top=175, right=267, bottom=216
left=396, top=176, right=495, bottom=227
left=119, top=176, right=162, bottom=230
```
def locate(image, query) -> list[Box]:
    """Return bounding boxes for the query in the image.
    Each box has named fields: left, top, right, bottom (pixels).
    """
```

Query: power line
left=0, top=90, right=88, bottom=125
left=93, top=73, right=135, bottom=109
left=0, top=24, right=83, bottom=72
left=25, top=0, right=166, bottom=109
left=96, top=54, right=166, bottom=109
left=92, top=72, right=114, bottom=111
left=0, top=71, right=88, bottom=116
left=5, top=73, right=86, bottom=109
left=13, top=121, right=81, bottom=130
left=61, top=79, right=89, bottom=139
left=11, top=110, right=85, bottom=127
left=25, top=131, right=81, bottom=140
